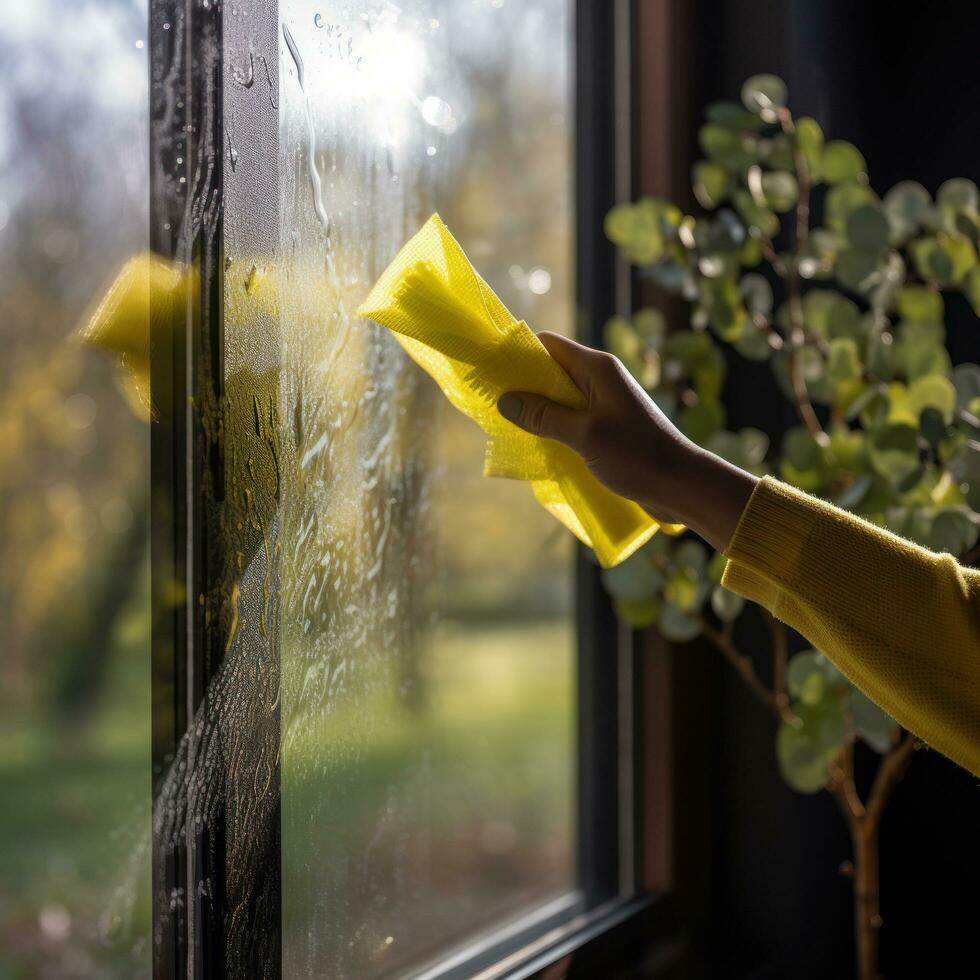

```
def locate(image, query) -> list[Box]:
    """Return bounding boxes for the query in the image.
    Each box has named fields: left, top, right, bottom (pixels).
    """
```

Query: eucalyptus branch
left=766, top=612, right=790, bottom=713
left=603, top=73, right=976, bottom=980
left=866, top=733, right=919, bottom=830
left=827, top=741, right=866, bottom=821
left=781, top=106, right=827, bottom=444
left=699, top=615, right=792, bottom=723
left=757, top=234, right=787, bottom=277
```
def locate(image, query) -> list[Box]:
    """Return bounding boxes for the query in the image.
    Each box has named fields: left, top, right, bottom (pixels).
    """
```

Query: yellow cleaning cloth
left=357, top=213, right=673, bottom=568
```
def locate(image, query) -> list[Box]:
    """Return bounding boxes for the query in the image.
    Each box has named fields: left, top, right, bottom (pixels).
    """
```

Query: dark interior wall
left=669, top=1, right=980, bottom=977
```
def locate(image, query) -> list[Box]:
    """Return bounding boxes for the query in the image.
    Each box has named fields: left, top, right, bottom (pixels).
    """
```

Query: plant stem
left=777, top=107, right=827, bottom=444
left=699, top=616, right=794, bottom=723
left=826, top=734, right=918, bottom=980
left=766, top=612, right=790, bottom=715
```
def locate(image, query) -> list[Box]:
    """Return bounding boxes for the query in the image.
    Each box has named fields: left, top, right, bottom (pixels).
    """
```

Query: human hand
left=496, top=332, right=758, bottom=553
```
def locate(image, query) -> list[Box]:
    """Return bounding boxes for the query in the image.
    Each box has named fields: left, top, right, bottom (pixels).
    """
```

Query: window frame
left=148, top=1, right=680, bottom=977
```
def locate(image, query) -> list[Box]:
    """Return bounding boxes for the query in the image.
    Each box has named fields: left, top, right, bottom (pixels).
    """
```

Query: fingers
left=535, top=331, right=601, bottom=393
left=497, top=391, right=586, bottom=448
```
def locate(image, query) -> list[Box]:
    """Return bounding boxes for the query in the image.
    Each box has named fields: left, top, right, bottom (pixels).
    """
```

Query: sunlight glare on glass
left=357, top=25, right=428, bottom=147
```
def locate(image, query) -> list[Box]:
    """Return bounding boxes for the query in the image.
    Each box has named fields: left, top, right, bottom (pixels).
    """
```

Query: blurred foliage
left=602, top=74, right=979, bottom=794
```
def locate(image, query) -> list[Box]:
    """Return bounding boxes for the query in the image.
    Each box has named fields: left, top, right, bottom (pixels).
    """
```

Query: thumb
left=497, top=391, right=586, bottom=448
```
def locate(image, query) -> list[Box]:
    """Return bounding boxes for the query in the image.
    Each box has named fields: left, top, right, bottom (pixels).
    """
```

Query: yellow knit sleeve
left=721, top=476, right=980, bottom=778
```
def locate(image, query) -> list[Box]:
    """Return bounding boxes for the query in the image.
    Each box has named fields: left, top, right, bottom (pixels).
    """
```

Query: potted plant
left=601, top=73, right=980, bottom=980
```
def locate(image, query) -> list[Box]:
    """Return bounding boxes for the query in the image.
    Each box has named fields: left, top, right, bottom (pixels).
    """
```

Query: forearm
left=721, top=477, right=980, bottom=776
left=647, top=445, right=759, bottom=554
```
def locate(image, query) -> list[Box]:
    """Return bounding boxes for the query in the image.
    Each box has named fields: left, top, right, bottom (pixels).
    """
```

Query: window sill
left=404, top=892, right=679, bottom=980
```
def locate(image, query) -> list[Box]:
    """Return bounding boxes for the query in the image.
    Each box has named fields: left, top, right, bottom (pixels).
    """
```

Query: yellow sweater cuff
left=721, top=476, right=820, bottom=606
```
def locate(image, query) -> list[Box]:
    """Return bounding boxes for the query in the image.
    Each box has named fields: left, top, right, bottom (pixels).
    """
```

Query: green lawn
left=1, top=617, right=574, bottom=980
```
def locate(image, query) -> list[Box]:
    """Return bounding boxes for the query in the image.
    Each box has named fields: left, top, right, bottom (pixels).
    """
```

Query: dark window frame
left=148, top=1, right=680, bottom=977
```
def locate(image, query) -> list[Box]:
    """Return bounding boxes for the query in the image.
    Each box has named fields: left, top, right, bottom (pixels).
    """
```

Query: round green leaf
left=928, top=508, right=978, bottom=557
left=907, top=373, right=956, bottom=423
left=910, top=236, right=955, bottom=284
left=759, top=170, right=799, bottom=213
left=614, top=595, right=661, bottom=629
left=937, top=178, right=979, bottom=214
left=776, top=698, right=846, bottom=794
left=680, top=398, right=726, bottom=444
left=801, top=290, right=861, bottom=341
left=777, top=722, right=830, bottom=793
left=740, top=273, right=774, bottom=316
left=771, top=345, right=834, bottom=407
left=788, top=651, right=829, bottom=706
left=699, top=125, right=757, bottom=171
left=883, top=181, right=931, bottom=240
left=605, top=200, right=663, bottom=264
left=938, top=233, right=978, bottom=284
left=707, top=551, right=728, bottom=585
left=919, top=406, right=947, bottom=446
left=896, top=321, right=952, bottom=380
left=739, top=427, right=770, bottom=467
left=601, top=548, right=665, bottom=602
left=605, top=197, right=681, bottom=264
left=835, top=248, right=879, bottom=292
left=795, top=117, right=824, bottom=178
left=781, top=427, right=833, bottom=491
left=604, top=316, right=643, bottom=363
left=733, top=189, right=780, bottom=239
left=827, top=425, right=866, bottom=473
left=734, top=321, right=775, bottom=361
left=646, top=261, right=697, bottom=298
left=758, top=134, right=795, bottom=172
left=868, top=423, right=920, bottom=481
left=825, top=182, right=877, bottom=232
left=952, top=363, right=980, bottom=410
left=740, top=73, right=787, bottom=120
left=693, top=161, right=731, bottom=209
left=964, top=267, right=980, bottom=317
left=827, top=337, right=862, bottom=384
left=710, top=585, right=744, bottom=622
left=706, top=100, right=765, bottom=131
left=821, top=141, right=867, bottom=185
left=836, top=472, right=873, bottom=510
left=658, top=603, right=702, bottom=643
left=673, top=538, right=708, bottom=574
left=849, top=688, right=897, bottom=754
left=846, top=203, right=891, bottom=253
left=632, top=307, right=667, bottom=345
left=896, top=285, right=943, bottom=324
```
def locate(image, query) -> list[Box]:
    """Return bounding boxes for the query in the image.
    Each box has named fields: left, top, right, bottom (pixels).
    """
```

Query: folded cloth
left=357, top=213, right=677, bottom=568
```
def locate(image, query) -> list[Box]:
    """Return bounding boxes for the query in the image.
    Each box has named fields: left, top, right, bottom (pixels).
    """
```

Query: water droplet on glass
left=420, top=95, right=455, bottom=132
left=426, top=145, right=437, bottom=157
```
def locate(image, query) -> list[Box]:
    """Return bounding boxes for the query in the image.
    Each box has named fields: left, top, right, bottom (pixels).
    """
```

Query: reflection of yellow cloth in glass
left=358, top=213, right=675, bottom=568
left=77, top=253, right=187, bottom=420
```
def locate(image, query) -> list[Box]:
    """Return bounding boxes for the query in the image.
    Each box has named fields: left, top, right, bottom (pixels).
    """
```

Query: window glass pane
left=276, top=1, right=576, bottom=975
left=0, top=2, right=151, bottom=977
